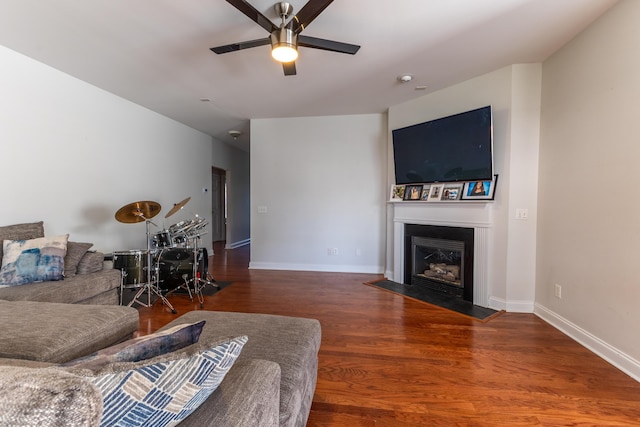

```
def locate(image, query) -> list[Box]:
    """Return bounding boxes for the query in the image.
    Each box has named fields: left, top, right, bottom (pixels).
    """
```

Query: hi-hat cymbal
left=165, top=196, right=191, bottom=218
left=115, top=201, right=162, bottom=223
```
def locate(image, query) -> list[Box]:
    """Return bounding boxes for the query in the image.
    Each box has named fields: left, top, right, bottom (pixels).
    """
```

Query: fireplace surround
left=391, top=207, right=491, bottom=307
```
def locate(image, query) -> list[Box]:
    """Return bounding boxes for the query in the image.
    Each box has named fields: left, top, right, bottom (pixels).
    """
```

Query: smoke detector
left=228, top=130, right=242, bottom=140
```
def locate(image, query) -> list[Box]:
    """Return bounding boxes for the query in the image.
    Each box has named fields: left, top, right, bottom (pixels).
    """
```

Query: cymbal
left=115, top=201, right=162, bottom=223
left=165, top=196, right=191, bottom=218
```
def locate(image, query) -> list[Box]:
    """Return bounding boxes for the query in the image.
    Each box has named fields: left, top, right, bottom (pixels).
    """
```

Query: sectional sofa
left=0, top=221, right=321, bottom=426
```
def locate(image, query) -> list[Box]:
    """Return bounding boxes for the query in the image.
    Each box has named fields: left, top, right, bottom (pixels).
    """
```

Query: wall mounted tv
left=392, top=106, right=493, bottom=184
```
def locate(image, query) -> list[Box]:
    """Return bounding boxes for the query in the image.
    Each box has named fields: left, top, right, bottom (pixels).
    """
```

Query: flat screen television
left=392, top=106, right=493, bottom=184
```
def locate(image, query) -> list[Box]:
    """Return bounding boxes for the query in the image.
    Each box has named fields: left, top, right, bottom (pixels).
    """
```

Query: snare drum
left=113, top=250, right=150, bottom=286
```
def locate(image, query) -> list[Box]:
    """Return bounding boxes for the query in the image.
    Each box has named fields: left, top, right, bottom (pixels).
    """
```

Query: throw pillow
left=65, top=335, right=248, bottom=427
left=0, top=221, right=44, bottom=263
left=0, top=365, right=103, bottom=426
left=62, top=320, right=206, bottom=370
left=76, top=251, right=105, bottom=275
left=64, top=241, right=93, bottom=277
left=0, top=235, right=68, bottom=286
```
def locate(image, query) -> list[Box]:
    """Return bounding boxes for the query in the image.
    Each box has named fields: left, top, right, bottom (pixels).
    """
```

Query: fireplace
left=404, top=224, right=474, bottom=302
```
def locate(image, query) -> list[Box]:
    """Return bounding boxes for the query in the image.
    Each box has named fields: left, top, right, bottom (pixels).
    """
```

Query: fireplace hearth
left=404, top=224, right=474, bottom=302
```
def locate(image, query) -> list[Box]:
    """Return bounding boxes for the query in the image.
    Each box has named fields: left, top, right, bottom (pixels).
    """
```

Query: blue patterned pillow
left=67, top=335, right=247, bottom=427
left=0, top=235, right=68, bottom=286
left=61, top=321, right=206, bottom=370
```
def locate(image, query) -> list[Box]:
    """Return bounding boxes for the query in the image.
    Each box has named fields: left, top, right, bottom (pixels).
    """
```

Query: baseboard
left=488, top=296, right=534, bottom=313
left=535, top=303, right=640, bottom=382
left=249, top=261, right=384, bottom=274
left=225, top=238, right=250, bottom=249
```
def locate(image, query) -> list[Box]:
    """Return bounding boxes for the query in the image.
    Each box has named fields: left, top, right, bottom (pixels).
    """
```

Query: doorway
left=211, top=166, right=227, bottom=244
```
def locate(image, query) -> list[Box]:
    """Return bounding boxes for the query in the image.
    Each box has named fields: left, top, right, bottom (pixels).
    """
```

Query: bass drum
left=156, top=248, right=207, bottom=292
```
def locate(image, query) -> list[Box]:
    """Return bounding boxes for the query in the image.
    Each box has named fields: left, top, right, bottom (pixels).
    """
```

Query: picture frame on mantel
left=420, top=187, right=430, bottom=200
left=403, top=184, right=423, bottom=201
left=441, top=185, right=462, bottom=201
left=427, top=184, right=444, bottom=201
left=461, top=174, right=498, bottom=200
left=390, top=184, right=406, bottom=200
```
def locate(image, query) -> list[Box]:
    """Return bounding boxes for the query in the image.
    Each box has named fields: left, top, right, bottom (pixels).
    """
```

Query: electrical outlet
left=516, top=208, right=529, bottom=220
left=328, top=248, right=338, bottom=256
left=554, top=284, right=562, bottom=299
left=257, top=206, right=268, bottom=214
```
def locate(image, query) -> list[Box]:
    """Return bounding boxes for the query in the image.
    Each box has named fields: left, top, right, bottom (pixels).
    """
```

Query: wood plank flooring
left=135, top=242, right=640, bottom=426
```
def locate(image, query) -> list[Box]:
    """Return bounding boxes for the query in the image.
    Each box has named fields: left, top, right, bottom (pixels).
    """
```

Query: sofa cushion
left=64, top=335, right=248, bottom=427
left=0, top=299, right=139, bottom=363
left=0, top=365, right=103, bottom=427
left=62, top=320, right=206, bottom=370
left=0, top=221, right=44, bottom=262
left=77, top=251, right=105, bottom=274
left=0, top=235, right=69, bottom=286
left=159, top=311, right=322, bottom=427
left=64, top=241, right=93, bottom=277
left=179, top=358, right=281, bottom=427
left=0, top=268, right=121, bottom=304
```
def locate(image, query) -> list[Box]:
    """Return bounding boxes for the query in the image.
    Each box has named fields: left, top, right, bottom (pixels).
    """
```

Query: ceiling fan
left=210, top=0, right=360, bottom=76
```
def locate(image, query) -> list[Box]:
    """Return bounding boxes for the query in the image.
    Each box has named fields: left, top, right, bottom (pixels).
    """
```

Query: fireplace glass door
left=411, top=236, right=464, bottom=297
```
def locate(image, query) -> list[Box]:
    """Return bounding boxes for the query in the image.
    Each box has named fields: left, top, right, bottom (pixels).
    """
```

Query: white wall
left=0, top=45, right=226, bottom=255
left=250, top=114, right=387, bottom=273
left=536, top=0, right=640, bottom=379
left=211, top=138, right=250, bottom=248
left=387, top=64, right=542, bottom=312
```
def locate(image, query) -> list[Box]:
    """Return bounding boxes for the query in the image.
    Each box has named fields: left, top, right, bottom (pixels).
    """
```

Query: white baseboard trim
left=488, top=297, right=534, bottom=313
left=249, top=262, right=384, bottom=274
left=225, top=238, right=250, bottom=249
left=535, top=303, right=640, bottom=382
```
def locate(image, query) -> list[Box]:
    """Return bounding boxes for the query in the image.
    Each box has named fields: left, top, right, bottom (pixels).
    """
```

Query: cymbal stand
left=190, top=234, right=217, bottom=308
left=128, top=217, right=177, bottom=314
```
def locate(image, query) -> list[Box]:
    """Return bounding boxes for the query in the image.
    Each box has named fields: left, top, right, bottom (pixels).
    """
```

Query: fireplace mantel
left=390, top=204, right=492, bottom=307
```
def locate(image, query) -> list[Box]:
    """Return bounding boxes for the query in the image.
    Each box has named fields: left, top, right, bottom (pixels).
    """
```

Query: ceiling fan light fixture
left=271, top=28, right=298, bottom=63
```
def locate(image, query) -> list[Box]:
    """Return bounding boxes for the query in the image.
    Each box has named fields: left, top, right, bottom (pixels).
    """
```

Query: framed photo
left=390, top=185, right=406, bottom=200
left=403, top=184, right=424, bottom=201
left=420, top=186, right=430, bottom=200
left=461, top=175, right=499, bottom=200
left=427, top=184, right=444, bottom=201
left=441, top=185, right=462, bottom=201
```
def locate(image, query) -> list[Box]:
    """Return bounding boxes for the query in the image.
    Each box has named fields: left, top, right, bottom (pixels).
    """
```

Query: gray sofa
left=0, top=221, right=121, bottom=305
left=0, top=308, right=321, bottom=426
left=0, top=222, right=322, bottom=426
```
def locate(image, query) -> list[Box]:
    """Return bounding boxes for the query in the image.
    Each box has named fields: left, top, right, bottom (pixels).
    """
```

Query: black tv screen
left=392, top=106, right=493, bottom=184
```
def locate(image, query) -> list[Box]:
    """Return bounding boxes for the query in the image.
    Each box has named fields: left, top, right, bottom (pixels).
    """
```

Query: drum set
left=113, top=197, right=217, bottom=312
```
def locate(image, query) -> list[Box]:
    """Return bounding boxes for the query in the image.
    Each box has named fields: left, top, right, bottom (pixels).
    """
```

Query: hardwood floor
left=136, top=242, right=640, bottom=426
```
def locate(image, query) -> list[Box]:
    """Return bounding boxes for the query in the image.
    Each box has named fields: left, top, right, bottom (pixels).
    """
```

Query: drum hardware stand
left=127, top=217, right=177, bottom=314
left=164, top=270, right=195, bottom=302
left=189, top=235, right=217, bottom=308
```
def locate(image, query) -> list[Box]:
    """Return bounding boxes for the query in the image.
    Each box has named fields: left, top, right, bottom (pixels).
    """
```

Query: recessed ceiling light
left=397, top=74, right=413, bottom=83
left=415, top=85, right=427, bottom=91
left=199, top=98, right=211, bottom=102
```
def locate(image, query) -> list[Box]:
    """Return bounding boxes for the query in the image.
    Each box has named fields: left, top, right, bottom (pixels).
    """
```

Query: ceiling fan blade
left=210, top=38, right=271, bottom=54
left=282, top=61, right=297, bottom=76
left=226, top=0, right=278, bottom=33
left=290, top=0, right=334, bottom=34
left=298, top=35, right=360, bottom=55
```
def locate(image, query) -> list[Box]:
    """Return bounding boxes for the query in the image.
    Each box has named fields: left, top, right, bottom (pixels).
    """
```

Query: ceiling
left=0, top=0, right=617, bottom=152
